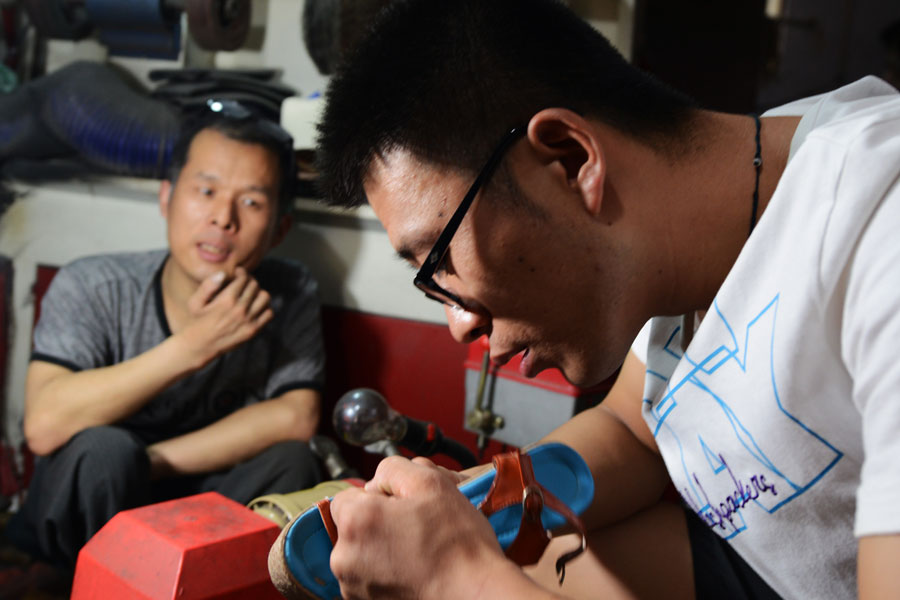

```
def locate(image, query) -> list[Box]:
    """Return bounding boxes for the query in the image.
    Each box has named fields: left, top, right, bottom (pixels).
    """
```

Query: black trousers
left=7, top=426, right=322, bottom=567
left=685, top=506, right=784, bottom=599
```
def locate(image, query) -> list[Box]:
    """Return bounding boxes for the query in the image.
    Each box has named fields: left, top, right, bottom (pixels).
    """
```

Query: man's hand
left=328, top=456, right=543, bottom=600
left=177, top=267, right=274, bottom=368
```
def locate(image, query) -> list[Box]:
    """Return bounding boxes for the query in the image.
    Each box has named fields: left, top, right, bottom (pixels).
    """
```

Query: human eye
left=434, top=251, right=455, bottom=277
left=240, top=196, right=265, bottom=210
left=197, top=185, right=214, bottom=197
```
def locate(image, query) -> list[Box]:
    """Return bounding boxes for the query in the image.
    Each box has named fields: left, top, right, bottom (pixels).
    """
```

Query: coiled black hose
left=0, top=61, right=180, bottom=179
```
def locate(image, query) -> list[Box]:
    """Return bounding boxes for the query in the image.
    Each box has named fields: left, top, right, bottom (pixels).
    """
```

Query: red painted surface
left=0, top=257, right=18, bottom=498
left=33, top=264, right=58, bottom=329
left=71, top=492, right=282, bottom=599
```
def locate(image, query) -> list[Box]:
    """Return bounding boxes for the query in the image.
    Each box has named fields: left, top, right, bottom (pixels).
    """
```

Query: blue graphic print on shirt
left=643, top=295, right=843, bottom=538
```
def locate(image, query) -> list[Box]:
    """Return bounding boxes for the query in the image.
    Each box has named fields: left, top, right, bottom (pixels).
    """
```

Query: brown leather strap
left=476, top=450, right=587, bottom=583
left=541, top=486, right=587, bottom=584
left=316, top=498, right=339, bottom=546
left=477, top=452, right=533, bottom=514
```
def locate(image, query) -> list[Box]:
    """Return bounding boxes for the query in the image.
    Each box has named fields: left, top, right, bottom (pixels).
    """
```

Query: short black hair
left=168, top=112, right=296, bottom=215
left=316, top=0, right=697, bottom=209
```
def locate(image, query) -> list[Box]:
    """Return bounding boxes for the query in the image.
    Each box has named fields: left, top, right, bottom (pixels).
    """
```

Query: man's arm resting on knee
left=146, top=388, right=320, bottom=478
left=539, top=351, right=671, bottom=529
left=859, top=534, right=900, bottom=599
left=24, top=334, right=213, bottom=456
left=26, top=270, right=279, bottom=456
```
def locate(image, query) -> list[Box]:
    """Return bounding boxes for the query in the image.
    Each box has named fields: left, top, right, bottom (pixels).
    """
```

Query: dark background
left=632, top=0, right=900, bottom=113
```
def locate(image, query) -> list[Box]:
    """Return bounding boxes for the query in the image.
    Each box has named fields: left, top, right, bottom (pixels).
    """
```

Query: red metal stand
left=71, top=492, right=283, bottom=599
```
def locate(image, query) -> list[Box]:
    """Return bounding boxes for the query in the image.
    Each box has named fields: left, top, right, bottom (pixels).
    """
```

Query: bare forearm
left=540, top=403, right=669, bottom=529
left=469, top=559, right=565, bottom=600
left=539, top=352, right=670, bottom=529
left=147, top=390, right=320, bottom=477
left=859, top=535, right=900, bottom=599
left=437, top=557, right=563, bottom=600
left=25, top=336, right=202, bottom=454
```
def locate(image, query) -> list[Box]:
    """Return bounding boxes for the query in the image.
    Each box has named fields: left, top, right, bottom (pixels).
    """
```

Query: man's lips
left=518, top=348, right=537, bottom=378
left=490, top=347, right=542, bottom=378
left=196, top=241, right=231, bottom=262
left=490, top=347, right=527, bottom=368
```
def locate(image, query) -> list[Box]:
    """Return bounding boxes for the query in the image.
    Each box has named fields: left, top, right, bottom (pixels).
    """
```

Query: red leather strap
left=317, top=498, right=339, bottom=546
left=476, top=450, right=586, bottom=584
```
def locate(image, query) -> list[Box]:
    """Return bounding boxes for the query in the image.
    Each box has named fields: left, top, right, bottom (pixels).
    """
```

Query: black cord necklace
left=683, top=115, right=764, bottom=351
left=749, top=113, right=762, bottom=237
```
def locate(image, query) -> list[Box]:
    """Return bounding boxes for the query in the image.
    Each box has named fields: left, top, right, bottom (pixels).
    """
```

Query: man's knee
left=263, top=440, right=315, bottom=462
left=255, top=440, right=322, bottom=488
left=212, top=440, right=324, bottom=504
left=61, top=426, right=149, bottom=477
left=15, top=427, right=151, bottom=565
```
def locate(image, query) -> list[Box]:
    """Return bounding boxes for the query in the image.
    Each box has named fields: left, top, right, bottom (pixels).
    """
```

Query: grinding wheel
left=186, top=0, right=250, bottom=51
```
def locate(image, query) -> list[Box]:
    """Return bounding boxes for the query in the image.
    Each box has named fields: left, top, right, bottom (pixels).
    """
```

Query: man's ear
left=159, top=180, right=172, bottom=218
left=526, top=108, right=606, bottom=216
left=270, top=213, right=293, bottom=249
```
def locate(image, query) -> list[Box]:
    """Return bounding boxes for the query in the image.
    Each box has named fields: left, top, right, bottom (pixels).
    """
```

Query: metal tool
left=333, top=388, right=477, bottom=468
left=465, top=336, right=505, bottom=457
left=309, top=434, right=360, bottom=480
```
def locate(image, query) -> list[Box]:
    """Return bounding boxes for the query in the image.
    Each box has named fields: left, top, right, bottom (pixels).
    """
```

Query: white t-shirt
left=635, top=77, right=900, bottom=599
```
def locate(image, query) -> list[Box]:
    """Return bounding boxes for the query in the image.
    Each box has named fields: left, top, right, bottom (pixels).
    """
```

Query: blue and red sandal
left=268, top=442, right=594, bottom=600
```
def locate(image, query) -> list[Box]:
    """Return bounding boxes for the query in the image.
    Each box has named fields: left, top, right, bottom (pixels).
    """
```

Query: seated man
left=8, top=103, right=325, bottom=567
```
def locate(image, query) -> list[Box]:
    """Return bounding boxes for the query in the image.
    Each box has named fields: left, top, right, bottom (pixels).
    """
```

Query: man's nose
left=210, top=198, right=237, bottom=230
left=444, top=303, right=490, bottom=344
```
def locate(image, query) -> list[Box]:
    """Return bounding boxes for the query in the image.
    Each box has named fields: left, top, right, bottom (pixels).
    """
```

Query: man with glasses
left=311, top=0, right=900, bottom=598
left=8, top=105, right=325, bottom=568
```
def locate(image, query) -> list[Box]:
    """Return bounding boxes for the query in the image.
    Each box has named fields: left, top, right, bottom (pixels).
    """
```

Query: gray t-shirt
left=31, top=250, right=325, bottom=444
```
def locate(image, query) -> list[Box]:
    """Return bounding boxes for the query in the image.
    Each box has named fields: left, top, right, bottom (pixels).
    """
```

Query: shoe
left=249, top=480, right=365, bottom=528
left=268, top=442, right=594, bottom=600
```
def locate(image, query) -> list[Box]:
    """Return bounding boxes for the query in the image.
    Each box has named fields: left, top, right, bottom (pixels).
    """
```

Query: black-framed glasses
left=413, top=125, right=526, bottom=307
